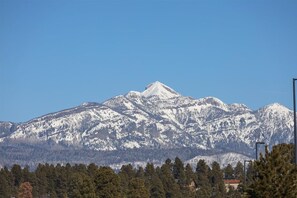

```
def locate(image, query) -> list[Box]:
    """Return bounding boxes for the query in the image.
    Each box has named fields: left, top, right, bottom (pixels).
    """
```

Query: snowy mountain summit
left=0, top=81, right=294, bottom=166
left=142, top=81, right=180, bottom=99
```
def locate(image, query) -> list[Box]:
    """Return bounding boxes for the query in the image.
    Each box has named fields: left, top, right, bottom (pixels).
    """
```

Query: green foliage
left=159, top=162, right=181, bottom=197
left=234, top=161, right=244, bottom=181
left=136, top=166, right=145, bottom=178
left=173, top=157, right=186, bottom=185
left=11, top=164, right=23, bottom=187
left=0, top=170, right=10, bottom=197
left=196, top=159, right=212, bottom=197
left=224, top=164, right=234, bottom=179
left=149, top=175, right=166, bottom=198
left=87, top=163, right=98, bottom=179
left=94, top=166, right=121, bottom=197
left=144, top=163, right=166, bottom=198
left=127, top=178, right=149, bottom=198
left=209, top=161, right=226, bottom=198
left=68, top=173, right=96, bottom=198
left=182, top=163, right=196, bottom=197
left=248, top=144, right=297, bottom=198
left=119, top=164, right=136, bottom=196
left=54, top=164, right=68, bottom=198
left=35, top=164, right=49, bottom=197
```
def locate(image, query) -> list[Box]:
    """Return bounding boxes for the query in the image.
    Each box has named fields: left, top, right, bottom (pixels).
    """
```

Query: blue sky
left=0, top=0, right=296, bottom=122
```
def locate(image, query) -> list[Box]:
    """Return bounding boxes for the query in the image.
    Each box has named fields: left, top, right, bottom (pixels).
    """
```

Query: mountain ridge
left=0, top=81, right=294, bottom=167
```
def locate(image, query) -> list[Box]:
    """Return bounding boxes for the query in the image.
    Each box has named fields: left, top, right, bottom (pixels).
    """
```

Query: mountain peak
left=262, top=103, right=291, bottom=114
left=142, top=81, right=180, bottom=99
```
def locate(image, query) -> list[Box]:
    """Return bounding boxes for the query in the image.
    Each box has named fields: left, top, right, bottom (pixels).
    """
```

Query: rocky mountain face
left=0, top=81, right=294, bottom=167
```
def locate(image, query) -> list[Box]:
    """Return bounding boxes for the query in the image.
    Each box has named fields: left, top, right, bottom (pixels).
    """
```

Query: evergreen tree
left=185, top=163, right=196, bottom=186
left=183, top=163, right=196, bottom=197
left=11, top=164, right=23, bottom=187
left=144, top=163, right=166, bottom=198
left=0, top=166, right=16, bottom=197
left=173, top=157, right=186, bottom=186
left=159, top=162, right=181, bottom=198
left=149, top=175, right=166, bottom=198
left=195, top=159, right=212, bottom=197
left=0, top=170, right=10, bottom=197
left=119, top=164, right=135, bottom=196
left=144, top=163, right=155, bottom=178
left=73, top=164, right=88, bottom=175
left=127, top=178, right=149, bottom=198
left=94, top=166, right=121, bottom=197
left=224, top=164, right=234, bottom=179
left=46, top=164, right=57, bottom=196
left=35, top=164, right=49, bottom=197
left=68, top=172, right=96, bottom=198
left=209, top=161, right=226, bottom=198
left=87, top=163, right=98, bottom=179
left=248, top=144, right=297, bottom=197
left=22, top=166, right=30, bottom=182
left=136, top=166, right=145, bottom=179
left=234, top=161, right=244, bottom=181
left=55, top=164, right=68, bottom=198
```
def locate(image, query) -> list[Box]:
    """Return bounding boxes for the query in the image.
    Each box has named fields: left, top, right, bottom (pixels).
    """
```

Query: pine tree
left=35, top=164, right=48, bottom=197
left=159, top=162, right=181, bottom=198
left=127, top=178, right=149, bottom=198
left=0, top=166, right=14, bottom=197
left=68, top=173, right=96, bottom=198
left=136, top=166, right=145, bottom=179
left=46, top=164, right=57, bottom=196
left=144, top=163, right=166, bottom=198
left=209, top=161, right=226, bottom=198
left=94, top=166, right=121, bottom=197
left=119, top=164, right=136, bottom=196
left=234, top=161, right=244, bottom=181
left=54, top=164, right=68, bottom=198
left=11, top=164, right=23, bottom=187
left=183, top=163, right=196, bottom=197
left=248, top=144, right=297, bottom=198
left=185, top=163, right=196, bottom=186
left=0, top=170, right=10, bottom=197
left=224, top=164, right=234, bottom=179
left=87, top=163, right=98, bottom=179
left=195, top=159, right=212, bottom=197
left=73, top=164, right=88, bottom=175
left=173, top=157, right=186, bottom=186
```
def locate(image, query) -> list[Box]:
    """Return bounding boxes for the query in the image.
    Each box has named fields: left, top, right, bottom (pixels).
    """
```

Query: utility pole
left=293, top=78, right=297, bottom=164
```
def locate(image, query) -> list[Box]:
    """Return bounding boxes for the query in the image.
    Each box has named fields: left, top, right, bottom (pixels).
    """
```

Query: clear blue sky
left=0, top=0, right=296, bottom=122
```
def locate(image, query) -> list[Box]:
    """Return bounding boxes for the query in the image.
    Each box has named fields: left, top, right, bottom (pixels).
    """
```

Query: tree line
left=0, top=143, right=296, bottom=198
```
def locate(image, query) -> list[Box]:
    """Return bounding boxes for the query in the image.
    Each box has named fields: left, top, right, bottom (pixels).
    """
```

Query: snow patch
left=142, top=81, right=180, bottom=99
left=123, top=141, right=141, bottom=149
left=186, top=152, right=252, bottom=167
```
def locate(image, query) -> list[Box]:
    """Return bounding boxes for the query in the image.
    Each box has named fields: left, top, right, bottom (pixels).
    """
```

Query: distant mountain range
left=0, top=81, right=293, bottom=168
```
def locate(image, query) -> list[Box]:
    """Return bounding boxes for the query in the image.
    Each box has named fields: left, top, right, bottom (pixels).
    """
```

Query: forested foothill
left=0, top=144, right=296, bottom=198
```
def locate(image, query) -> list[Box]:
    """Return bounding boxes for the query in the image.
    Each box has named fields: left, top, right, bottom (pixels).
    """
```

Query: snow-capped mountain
left=0, top=81, right=294, bottom=166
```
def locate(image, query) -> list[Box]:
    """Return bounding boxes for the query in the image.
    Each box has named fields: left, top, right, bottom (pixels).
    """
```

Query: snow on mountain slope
left=142, top=81, right=180, bottom=99
left=0, top=82, right=294, bottom=156
left=186, top=152, right=253, bottom=167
